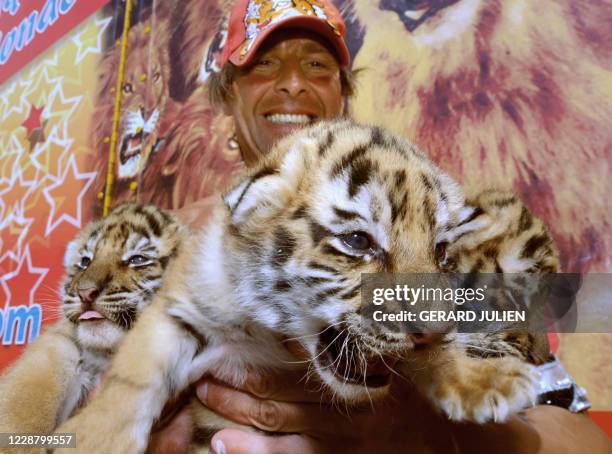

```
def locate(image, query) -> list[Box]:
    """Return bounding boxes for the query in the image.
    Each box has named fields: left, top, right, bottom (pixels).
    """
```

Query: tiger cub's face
left=61, top=204, right=183, bottom=352
left=223, top=120, right=466, bottom=402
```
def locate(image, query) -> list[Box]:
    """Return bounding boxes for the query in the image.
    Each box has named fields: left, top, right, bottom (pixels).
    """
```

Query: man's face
left=226, top=30, right=345, bottom=166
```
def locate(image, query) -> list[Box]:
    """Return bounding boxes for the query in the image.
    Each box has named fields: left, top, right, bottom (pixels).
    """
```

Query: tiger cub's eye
left=127, top=255, right=150, bottom=266
left=340, top=232, right=373, bottom=251
left=79, top=257, right=91, bottom=269
left=435, top=241, right=448, bottom=264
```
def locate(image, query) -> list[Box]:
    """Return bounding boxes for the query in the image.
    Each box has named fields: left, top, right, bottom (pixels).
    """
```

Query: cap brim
left=229, top=16, right=350, bottom=68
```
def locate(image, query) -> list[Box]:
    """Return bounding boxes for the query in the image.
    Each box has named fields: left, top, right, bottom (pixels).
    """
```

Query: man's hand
left=146, top=342, right=611, bottom=454
left=146, top=366, right=454, bottom=454
left=196, top=371, right=455, bottom=454
left=198, top=375, right=611, bottom=454
left=147, top=406, right=194, bottom=454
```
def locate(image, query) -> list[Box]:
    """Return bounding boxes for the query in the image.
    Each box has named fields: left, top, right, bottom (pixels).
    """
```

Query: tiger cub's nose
left=408, top=331, right=444, bottom=347
left=78, top=287, right=100, bottom=304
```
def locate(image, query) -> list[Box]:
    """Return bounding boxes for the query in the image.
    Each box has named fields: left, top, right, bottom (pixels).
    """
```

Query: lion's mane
left=136, top=87, right=241, bottom=209
left=351, top=0, right=612, bottom=272
left=90, top=17, right=171, bottom=213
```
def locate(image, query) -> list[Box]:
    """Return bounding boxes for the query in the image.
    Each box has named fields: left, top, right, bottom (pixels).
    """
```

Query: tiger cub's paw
left=428, top=357, right=538, bottom=423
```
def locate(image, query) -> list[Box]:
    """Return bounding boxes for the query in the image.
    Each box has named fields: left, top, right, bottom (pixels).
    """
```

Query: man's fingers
left=199, top=381, right=363, bottom=436
left=241, top=369, right=324, bottom=402
left=211, top=429, right=325, bottom=454
left=199, top=370, right=323, bottom=403
left=146, top=406, right=193, bottom=454
left=199, top=381, right=309, bottom=432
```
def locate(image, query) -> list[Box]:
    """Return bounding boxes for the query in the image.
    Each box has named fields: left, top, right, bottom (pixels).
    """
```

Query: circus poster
left=0, top=0, right=610, bottom=419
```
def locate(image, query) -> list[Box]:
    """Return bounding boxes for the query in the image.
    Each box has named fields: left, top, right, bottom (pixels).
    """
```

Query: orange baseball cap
left=220, top=0, right=351, bottom=68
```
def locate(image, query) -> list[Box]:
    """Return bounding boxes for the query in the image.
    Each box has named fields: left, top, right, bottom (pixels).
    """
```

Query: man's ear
left=221, top=96, right=233, bottom=116
left=223, top=139, right=313, bottom=225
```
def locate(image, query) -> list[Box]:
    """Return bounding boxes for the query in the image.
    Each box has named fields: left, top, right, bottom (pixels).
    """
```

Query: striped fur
left=411, top=189, right=560, bottom=421
left=0, top=204, right=184, bottom=444
left=56, top=120, right=559, bottom=453
left=62, top=203, right=183, bottom=340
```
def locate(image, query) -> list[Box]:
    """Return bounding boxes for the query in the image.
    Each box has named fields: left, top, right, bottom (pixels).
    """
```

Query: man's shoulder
left=173, top=194, right=223, bottom=229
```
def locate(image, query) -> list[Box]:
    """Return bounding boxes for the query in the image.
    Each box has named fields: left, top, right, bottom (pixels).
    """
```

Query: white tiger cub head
left=61, top=204, right=184, bottom=353
left=222, top=119, right=465, bottom=403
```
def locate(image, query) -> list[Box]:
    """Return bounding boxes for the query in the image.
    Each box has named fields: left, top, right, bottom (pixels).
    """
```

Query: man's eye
left=251, top=58, right=282, bottom=72
left=127, top=255, right=150, bottom=267
left=339, top=232, right=373, bottom=251
left=307, top=60, right=325, bottom=68
left=78, top=257, right=91, bottom=269
left=304, top=58, right=338, bottom=72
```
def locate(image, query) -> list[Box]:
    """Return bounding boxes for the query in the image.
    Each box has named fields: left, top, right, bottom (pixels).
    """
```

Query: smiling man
left=157, top=0, right=610, bottom=453
left=217, top=29, right=346, bottom=166
left=177, top=0, right=357, bottom=227
left=209, top=0, right=353, bottom=167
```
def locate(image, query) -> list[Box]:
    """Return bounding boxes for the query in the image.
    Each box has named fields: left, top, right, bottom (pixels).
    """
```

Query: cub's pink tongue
left=79, top=310, right=104, bottom=321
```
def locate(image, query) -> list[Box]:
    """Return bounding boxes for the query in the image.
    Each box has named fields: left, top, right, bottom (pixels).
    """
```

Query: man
left=176, top=0, right=355, bottom=228
left=156, top=0, right=610, bottom=452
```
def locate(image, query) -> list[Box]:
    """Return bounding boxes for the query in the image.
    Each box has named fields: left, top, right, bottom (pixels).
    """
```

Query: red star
left=0, top=247, right=47, bottom=307
left=22, top=105, right=45, bottom=136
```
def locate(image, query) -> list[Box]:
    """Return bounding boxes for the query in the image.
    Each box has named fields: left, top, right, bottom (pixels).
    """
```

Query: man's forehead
left=255, top=29, right=340, bottom=59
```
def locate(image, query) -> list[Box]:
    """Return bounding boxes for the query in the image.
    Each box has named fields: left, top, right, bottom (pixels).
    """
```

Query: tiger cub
left=56, top=120, right=559, bottom=453
left=0, top=204, right=183, bottom=440
left=406, top=188, right=559, bottom=421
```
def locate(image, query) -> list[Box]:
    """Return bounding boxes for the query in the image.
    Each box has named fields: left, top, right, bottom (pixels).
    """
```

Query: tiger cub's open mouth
left=317, top=325, right=397, bottom=388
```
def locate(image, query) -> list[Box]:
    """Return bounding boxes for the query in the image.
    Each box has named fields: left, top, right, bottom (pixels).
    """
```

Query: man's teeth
left=266, top=114, right=311, bottom=124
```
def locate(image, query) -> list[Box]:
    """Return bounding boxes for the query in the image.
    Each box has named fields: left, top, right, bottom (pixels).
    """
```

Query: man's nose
left=274, top=63, right=308, bottom=97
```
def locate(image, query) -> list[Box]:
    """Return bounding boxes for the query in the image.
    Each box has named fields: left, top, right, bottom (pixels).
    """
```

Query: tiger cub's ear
left=63, top=238, right=80, bottom=269
left=433, top=171, right=467, bottom=231
left=436, top=189, right=560, bottom=274
left=223, top=139, right=314, bottom=225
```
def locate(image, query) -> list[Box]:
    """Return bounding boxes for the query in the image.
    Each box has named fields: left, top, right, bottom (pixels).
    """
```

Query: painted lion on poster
left=349, top=0, right=611, bottom=272
left=90, top=20, right=171, bottom=209
left=136, top=88, right=241, bottom=209
left=90, top=0, right=239, bottom=212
